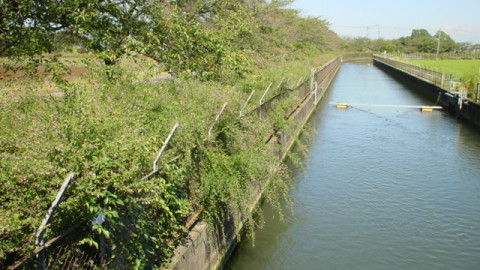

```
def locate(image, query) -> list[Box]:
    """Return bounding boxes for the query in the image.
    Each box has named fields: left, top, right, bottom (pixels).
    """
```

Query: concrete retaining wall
left=166, top=57, right=341, bottom=270
left=373, top=56, right=480, bottom=128
left=167, top=55, right=480, bottom=270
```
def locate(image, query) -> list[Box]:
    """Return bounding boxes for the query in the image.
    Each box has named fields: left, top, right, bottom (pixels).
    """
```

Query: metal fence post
left=258, top=82, right=273, bottom=119
left=239, top=90, right=255, bottom=117
left=35, top=172, right=75, bottom=270
left=208, top=103, right=227, bottom=137
left=259, top=82, right=273, bottom=105
left=153, top=123, right=179, bottom=171
left=275, top=77, right=285, bottom=91
left=310, top=68, right=315, bottom=91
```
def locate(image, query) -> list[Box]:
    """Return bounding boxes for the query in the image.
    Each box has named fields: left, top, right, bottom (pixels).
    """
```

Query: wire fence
left=8, top=56, right=342, bottom=270
left=392, top=52, right=480, bottom=60
left=373, top=55, right=463, bottom=91
left=10, top=221, right=104, bottom=270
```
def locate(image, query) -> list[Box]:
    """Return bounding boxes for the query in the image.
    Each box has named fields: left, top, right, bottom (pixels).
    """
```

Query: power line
left=333, top=24, right=480, bottom=34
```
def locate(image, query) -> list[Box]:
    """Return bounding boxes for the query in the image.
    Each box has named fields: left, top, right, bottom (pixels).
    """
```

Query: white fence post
left=275, top=77, right=285, bottom=91
left=310, top=68, right=315, bottom=91
left=35, top=172, right=75, bottom=270
left=153, top=123, right=179, bottom=171
left=259, top=82, right=273, bottom=105
left=209, top=103, right=228, bottom=138
left=259, top=83, right=273, bottom=119
left=239, top=90, right=255, bottom=117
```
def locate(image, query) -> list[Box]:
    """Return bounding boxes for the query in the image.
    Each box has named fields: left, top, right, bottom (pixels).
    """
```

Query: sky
left=289, top=0, right=480, bottom=43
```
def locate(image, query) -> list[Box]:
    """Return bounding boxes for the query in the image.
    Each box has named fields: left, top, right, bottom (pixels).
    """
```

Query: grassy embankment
left=403, top=59, right=480, bottom=99
left=0, top=51, right=338, bottom=268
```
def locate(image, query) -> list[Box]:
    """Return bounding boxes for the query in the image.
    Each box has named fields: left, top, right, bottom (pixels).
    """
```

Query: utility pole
left=436, top=31, right=441, bottom=60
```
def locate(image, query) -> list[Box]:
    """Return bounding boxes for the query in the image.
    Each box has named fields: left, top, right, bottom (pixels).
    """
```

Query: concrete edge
left=166, top=57, right=342, bottom=270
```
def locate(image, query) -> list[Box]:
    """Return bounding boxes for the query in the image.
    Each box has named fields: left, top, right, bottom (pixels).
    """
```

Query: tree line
left=0, top=0, right=341, bottom=80
left=344, top=29, right=480, bottom=54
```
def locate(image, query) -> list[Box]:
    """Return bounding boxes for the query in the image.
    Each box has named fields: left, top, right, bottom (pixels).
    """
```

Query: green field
left=407, top=59, right=480, bottom=76
left=399, top=59, right=480, bottom=98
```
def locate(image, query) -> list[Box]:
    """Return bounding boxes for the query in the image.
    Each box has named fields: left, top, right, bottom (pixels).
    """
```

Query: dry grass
left=0, top=55, right=162, bottom=98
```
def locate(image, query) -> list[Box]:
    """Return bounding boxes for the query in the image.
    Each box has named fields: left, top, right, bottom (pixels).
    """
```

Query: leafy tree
left=410, top=29, right=432, bottom=40
left=1, top=0, right=58, bottom=56
left=371, top=38, right=397, bottom=52
left=241, top=0, right=340, bottom=58
left=1, top=0, right=256, bottom=79
left=146, top=1, right=255, bottom=79
left=1, top=1, right=151, bottom=63
left=345, top=37, right=372, bottom=52
left=408, top=29, right=437, bottom=53
left=434, top=30, right=455, bottom=53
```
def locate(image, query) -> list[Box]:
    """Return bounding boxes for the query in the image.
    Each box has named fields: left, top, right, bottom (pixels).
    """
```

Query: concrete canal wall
left=373, top=56, right=480, bottom=128
left=167, top=57, right=342, bottom=270
left=167, top=53, right=480, bottom=270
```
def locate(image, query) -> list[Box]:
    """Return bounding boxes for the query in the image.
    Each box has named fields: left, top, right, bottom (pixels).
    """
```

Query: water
left=226, top=62, right=480, bottom=270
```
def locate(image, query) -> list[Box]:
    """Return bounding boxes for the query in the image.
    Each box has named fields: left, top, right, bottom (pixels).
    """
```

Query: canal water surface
left=226, top=62, right=480, bottom=269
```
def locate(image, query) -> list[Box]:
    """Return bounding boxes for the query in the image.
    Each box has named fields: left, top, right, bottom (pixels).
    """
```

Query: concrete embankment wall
left=168, top=55, right=480, bottom=270
left=167, top=57, right=342, bottom=270
left=373, top=56, right=480, bottom=128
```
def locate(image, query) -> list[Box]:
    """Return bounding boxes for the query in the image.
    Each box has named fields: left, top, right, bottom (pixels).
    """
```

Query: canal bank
left=167, top=57, right=342, bottom=270
left=169, top=55, right=480, bottom=270
left=226, top=61, right=480, bottom=270
left=373, top=56, right=480, bottom=128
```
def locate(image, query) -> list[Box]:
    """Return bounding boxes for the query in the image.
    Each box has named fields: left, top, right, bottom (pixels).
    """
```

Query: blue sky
left=289, top=0, right=480, bottom=43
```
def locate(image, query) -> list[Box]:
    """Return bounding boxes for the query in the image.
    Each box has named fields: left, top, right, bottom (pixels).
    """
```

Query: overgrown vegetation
left=342, top=28, right=479, bottom=99
left=1, top=0, right=340, bottom=268
left=344, top=29, right=480, bottom=54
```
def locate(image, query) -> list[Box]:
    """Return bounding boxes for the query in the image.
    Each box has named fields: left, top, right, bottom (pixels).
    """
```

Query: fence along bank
left=373, top=55, right=480, bottom=128
left=171, top=54, right=480, bottom=270
left=168, top=57, right=342, bottom=270
left=12, top=54, right=480, bottom=270
left=9, top=56, right=342, bottom=270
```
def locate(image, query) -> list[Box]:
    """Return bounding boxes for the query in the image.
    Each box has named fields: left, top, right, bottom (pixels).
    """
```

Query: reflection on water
left=226, top=63, right=480, bottom=270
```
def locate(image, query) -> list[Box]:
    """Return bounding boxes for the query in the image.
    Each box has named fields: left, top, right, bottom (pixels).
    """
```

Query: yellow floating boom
left=330, top=102, right=442, bottom=111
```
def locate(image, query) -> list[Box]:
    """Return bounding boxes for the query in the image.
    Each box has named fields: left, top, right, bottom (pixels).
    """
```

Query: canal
left=226, top=62, right=480, bottom=269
